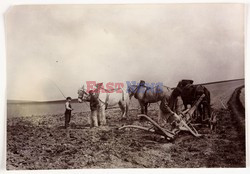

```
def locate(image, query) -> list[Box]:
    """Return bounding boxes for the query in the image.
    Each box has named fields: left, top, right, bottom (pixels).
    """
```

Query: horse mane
left=127, top=84, right=138, bottom=93
left=162, top=85, right=172, bottom=91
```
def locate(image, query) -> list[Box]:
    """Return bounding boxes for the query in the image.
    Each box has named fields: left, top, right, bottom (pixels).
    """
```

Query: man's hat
left=66, top=97, right=72, bottom=100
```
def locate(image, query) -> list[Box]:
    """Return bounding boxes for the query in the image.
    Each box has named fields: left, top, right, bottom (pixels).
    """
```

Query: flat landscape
left=7, top=79, right=245, bottom=169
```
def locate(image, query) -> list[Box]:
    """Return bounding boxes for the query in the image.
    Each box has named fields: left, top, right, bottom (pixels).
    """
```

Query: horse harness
left=135, top=84, right=156, bottom=101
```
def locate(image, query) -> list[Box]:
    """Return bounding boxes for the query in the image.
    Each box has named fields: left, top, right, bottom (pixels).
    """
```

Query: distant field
left=7, top=79, right=244, bottom=118
left=204, top=79, right=244, bottom=109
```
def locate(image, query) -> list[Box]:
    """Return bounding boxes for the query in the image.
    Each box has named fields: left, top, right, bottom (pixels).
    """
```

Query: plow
left=120, top=94, right=208, bottom=141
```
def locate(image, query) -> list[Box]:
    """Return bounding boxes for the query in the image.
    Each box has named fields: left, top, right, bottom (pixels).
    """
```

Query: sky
left=5, top=4, right=244, bottom=101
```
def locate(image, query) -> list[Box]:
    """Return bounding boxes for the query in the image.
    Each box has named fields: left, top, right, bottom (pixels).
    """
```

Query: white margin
left=0, top=0, right=249, bottom=174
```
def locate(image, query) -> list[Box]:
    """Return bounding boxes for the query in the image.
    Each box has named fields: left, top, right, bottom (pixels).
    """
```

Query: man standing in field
left=88, top=90, right=101, bottom=127
left=65, top=97, right=73, bottom=129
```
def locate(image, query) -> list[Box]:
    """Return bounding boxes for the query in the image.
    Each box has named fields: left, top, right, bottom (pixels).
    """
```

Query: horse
left=172, top=80, right=211, bottom=123
left=78, top=84, right=130, bottom=126
left=127, top=83, right=174, bottom=115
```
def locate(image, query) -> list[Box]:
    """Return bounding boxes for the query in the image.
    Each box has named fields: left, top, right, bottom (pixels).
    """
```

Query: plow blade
left=138, top=114, right=175, bottom=140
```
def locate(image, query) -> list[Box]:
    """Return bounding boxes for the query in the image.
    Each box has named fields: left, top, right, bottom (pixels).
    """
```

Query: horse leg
left=88, top=113, right=92, bottom=127
left=200, top=103, right=208, bottom=123
left=158, top=106, right=171, bottom=127
left=158, top=108, right=164, bottom=126
left=139, top=102, right=145, bottom=114
left=204, top=102, right=211, bottom=123
left=118, top=101, right=126, bottom=119
left=125, top=102, right=129, bottom=117
left=122, top=101, right=129, bottom=118
left=183, top=101, right=187, bottom=110
left=97, top=106, right=101, bottom=126
left=89, top=111, right=93, bottom=127
left=202, top=105, right=206, bottom=121
left=207, top=103, right=212, bottom=120
left=91, top=110, right=98, bottom=127
left=198, top=104, right=203, bottom=123
left=99, top=105, right=106, bottom=126
left=145, top=103, right=148, bottom=115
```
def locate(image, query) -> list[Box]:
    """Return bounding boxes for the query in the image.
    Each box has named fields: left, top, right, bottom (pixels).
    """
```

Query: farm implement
left=120, top=94, right=206, bottom=141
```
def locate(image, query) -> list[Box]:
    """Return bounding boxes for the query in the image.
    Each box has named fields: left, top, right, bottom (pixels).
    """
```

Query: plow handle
left=187, top=94, right=205, bottom=116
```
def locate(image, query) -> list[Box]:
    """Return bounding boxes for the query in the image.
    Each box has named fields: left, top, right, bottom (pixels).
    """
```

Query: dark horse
left=172, top=79, right=211, bottom=123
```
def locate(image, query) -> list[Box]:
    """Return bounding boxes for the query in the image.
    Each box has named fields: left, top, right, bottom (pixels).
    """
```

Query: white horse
left=78, top=85, right=130, bottom=127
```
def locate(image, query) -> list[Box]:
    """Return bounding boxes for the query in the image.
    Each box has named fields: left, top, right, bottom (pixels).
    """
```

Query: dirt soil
left=7, top=99, right=245, bottom=169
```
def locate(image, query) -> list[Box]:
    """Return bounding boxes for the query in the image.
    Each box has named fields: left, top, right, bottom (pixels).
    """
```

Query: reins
left=47, top=78, right=67, bottom=99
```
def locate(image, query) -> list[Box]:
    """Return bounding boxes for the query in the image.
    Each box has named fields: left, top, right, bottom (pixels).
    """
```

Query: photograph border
left=0, top=0, right=249, bottom=173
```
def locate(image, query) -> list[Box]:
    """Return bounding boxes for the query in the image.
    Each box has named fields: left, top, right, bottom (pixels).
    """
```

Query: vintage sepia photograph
left=5, top=4, right=245, bottom=169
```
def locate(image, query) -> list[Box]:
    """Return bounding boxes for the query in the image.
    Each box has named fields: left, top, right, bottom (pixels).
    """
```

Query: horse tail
left=122, top=88, right=125, bottom=101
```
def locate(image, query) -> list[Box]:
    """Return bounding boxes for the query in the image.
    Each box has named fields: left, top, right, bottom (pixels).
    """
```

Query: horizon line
left=7, top=78, right=244, bottom=103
